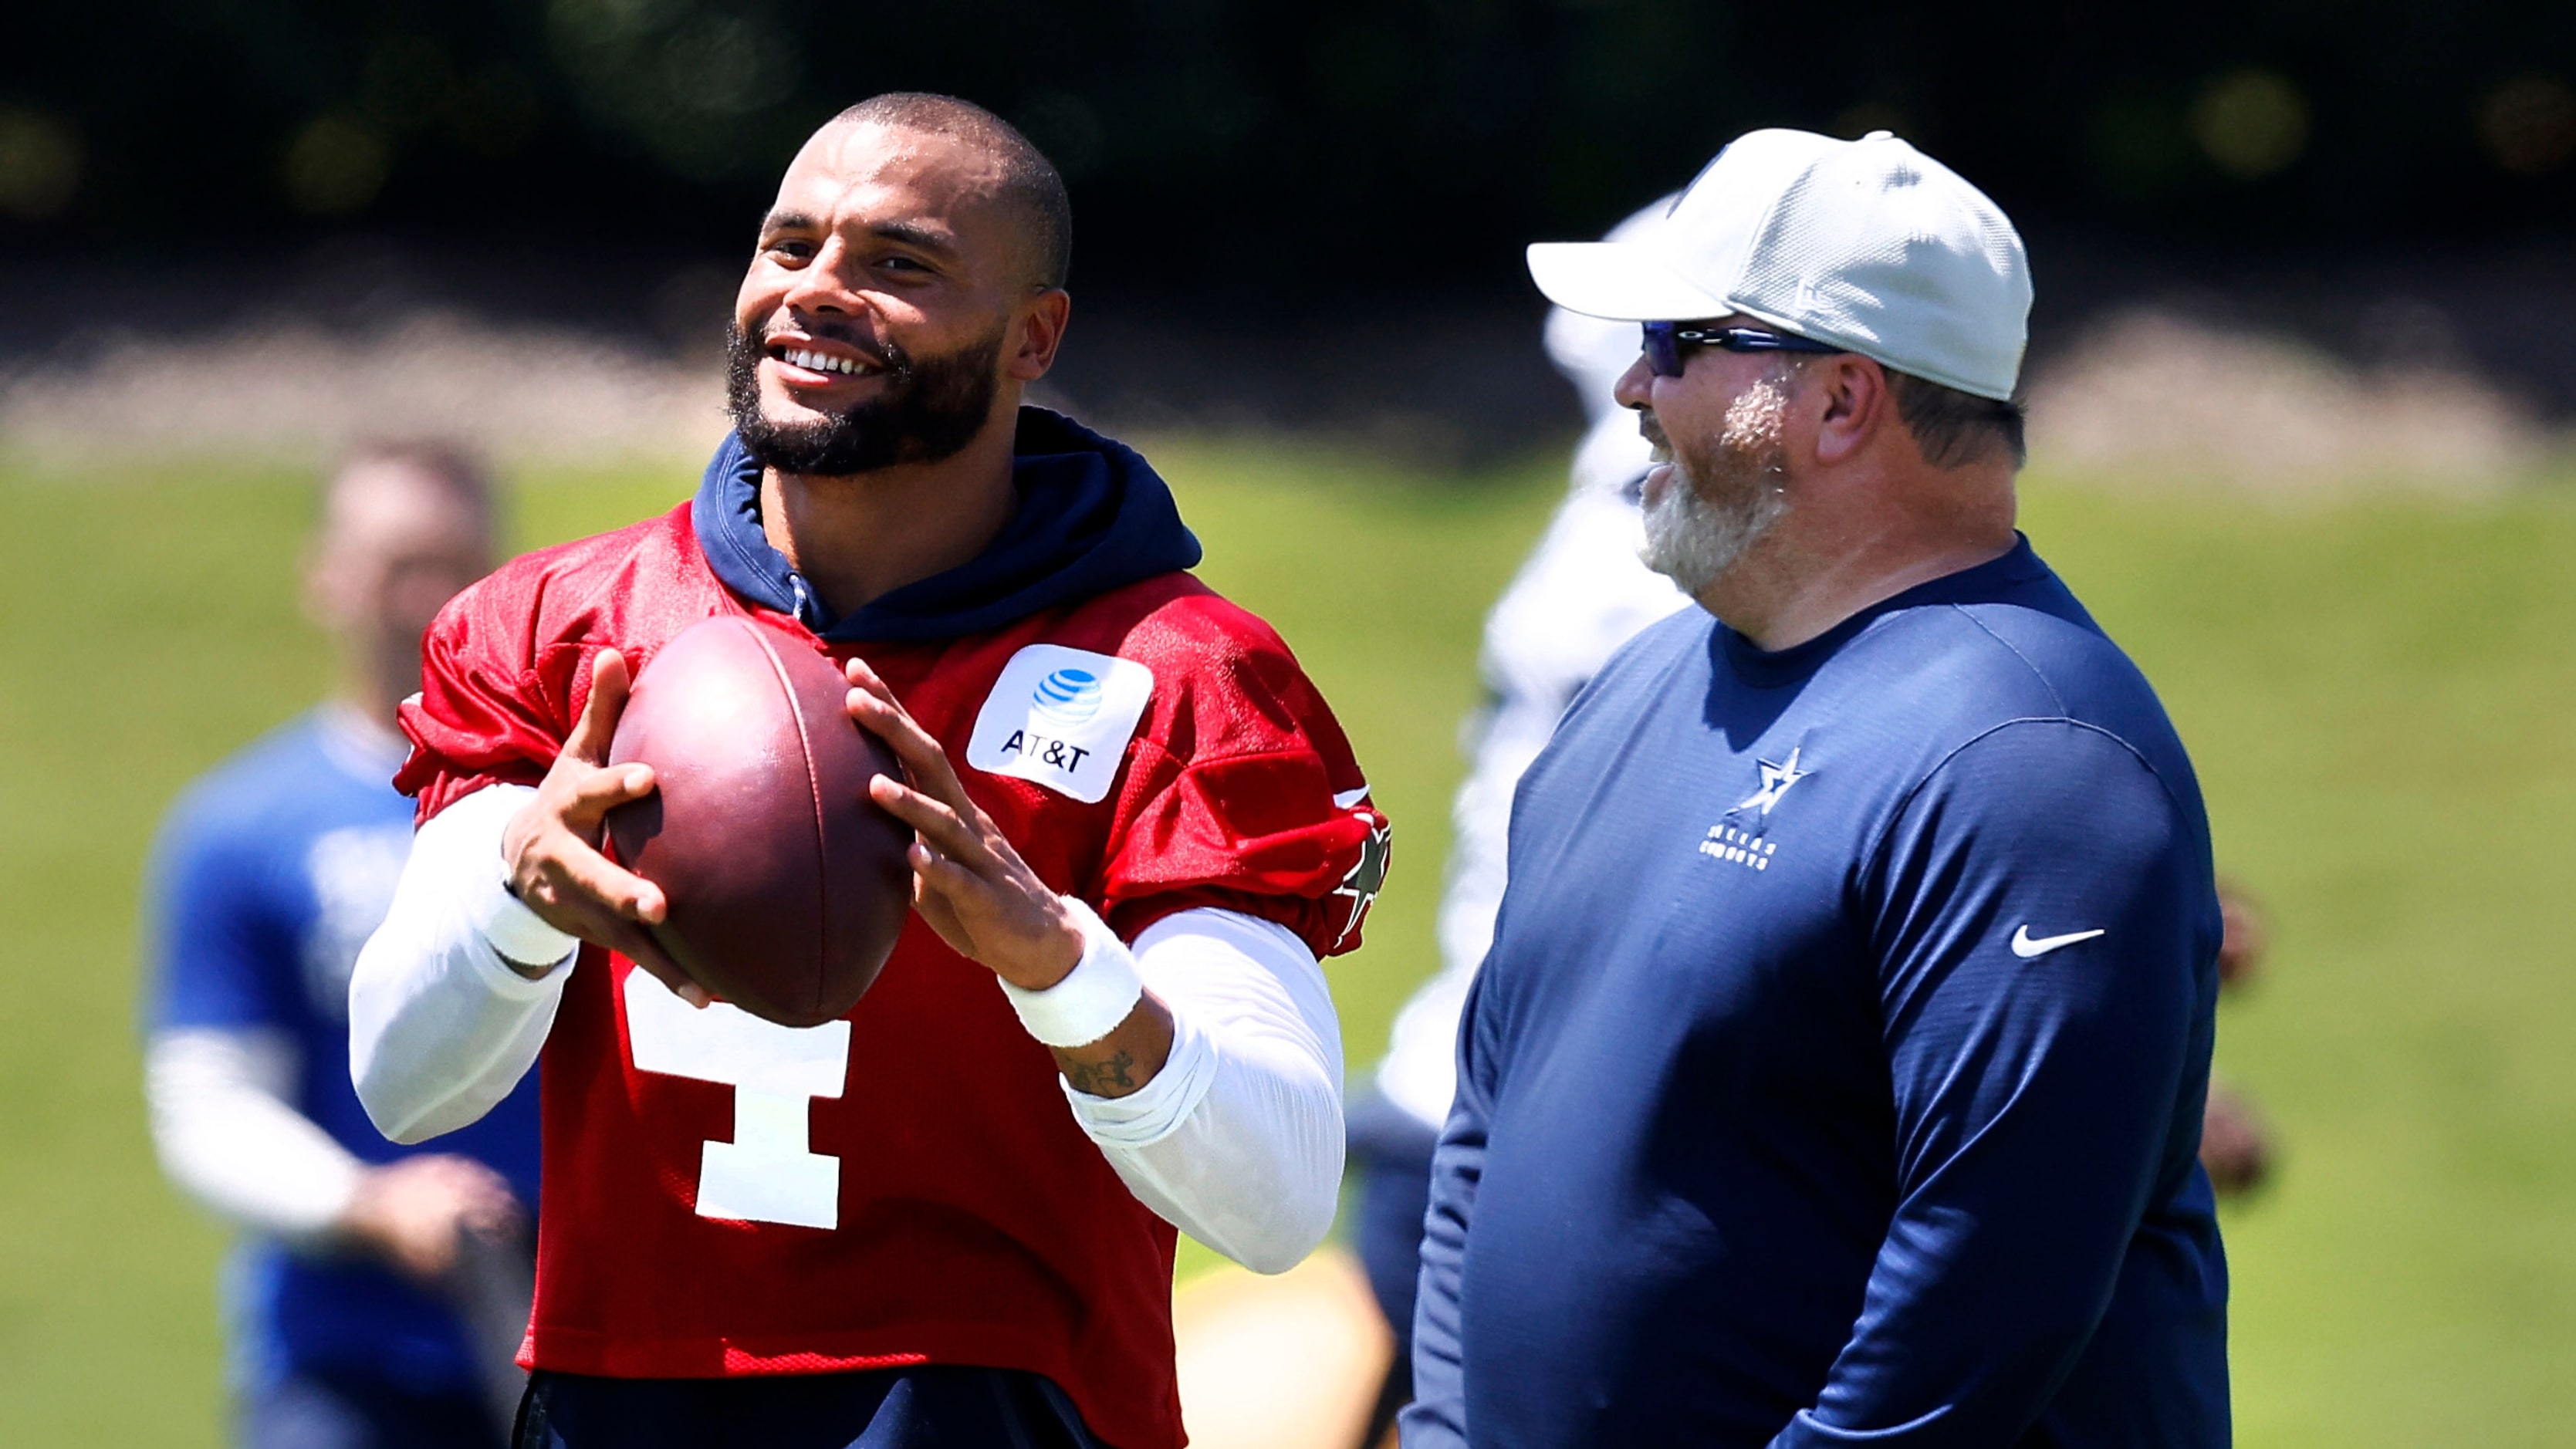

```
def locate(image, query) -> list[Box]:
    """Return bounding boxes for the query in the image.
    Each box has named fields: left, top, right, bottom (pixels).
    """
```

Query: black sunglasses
left=1641, top=321, right=1844, bottom=379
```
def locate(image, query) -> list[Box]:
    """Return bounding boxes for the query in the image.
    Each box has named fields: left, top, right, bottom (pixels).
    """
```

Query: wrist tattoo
left=1063, top=1049, right=1138, bottom=1097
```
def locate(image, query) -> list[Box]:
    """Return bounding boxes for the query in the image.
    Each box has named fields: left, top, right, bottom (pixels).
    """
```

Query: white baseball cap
left=1526, top=129, right=2032, bottom=402
left=1543, top=191, right=1680, bottom=427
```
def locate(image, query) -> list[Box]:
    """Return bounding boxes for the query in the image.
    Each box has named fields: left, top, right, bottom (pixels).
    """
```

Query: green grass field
left=3, top=442, right=2573, bottom=1445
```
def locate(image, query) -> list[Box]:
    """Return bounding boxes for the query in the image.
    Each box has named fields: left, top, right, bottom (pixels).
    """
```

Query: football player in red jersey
left=349, top=93, right=1389, bottom=1449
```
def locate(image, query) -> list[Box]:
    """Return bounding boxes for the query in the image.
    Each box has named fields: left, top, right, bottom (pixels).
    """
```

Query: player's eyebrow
left=757, top=211, right=962, bottom=263
left=862, top=220, right=962, bottom=260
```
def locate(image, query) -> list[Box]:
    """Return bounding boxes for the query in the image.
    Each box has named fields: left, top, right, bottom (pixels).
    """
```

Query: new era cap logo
left=965, top=645, right=1154, bottom=804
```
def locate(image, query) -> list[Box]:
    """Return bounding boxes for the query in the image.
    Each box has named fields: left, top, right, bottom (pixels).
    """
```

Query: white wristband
left=467, top=847, right=579, bottom=972
left=999, top=897, right=1145, bottom=1048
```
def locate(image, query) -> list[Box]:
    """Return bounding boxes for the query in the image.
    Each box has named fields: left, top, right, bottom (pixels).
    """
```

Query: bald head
left=830, top=93, right=1070, bottom=290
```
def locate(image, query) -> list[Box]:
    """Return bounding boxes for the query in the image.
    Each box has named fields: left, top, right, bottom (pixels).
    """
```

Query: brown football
left=603, top=615, right=912, bottom=1028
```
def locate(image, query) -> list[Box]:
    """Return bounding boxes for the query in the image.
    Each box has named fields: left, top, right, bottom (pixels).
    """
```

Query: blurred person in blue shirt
left=143, top=441, right=537, bottom=1449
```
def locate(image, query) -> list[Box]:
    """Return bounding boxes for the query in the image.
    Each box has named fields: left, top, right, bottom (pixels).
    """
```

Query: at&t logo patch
left=965, top=644, right=1155, bottom=804
left=1032, top=667, right=1104, bottom=725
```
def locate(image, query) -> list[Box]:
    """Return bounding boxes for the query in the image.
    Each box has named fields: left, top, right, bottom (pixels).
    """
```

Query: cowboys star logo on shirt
left=1739, top=745, right=1809, bottom=816
left=965, top=644, right=1155, bottom=803
left=300, top=823, right=412, bottom=1022
left=1701, top=746, right=1809, bottom=872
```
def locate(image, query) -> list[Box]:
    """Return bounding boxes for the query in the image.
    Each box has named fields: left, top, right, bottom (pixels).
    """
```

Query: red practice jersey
left=396, top=500, right=1388, bottom=1449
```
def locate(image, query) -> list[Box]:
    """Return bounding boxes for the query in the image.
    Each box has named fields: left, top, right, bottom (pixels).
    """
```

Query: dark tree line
left=3, top=2, right=2571, bottom=294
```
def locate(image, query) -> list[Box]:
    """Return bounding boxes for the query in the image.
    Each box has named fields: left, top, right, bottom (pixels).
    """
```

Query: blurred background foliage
left=3, top=1, right=2573, bottom=292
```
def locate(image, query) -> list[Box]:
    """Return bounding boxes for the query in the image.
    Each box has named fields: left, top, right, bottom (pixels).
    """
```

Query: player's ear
left=1006, top=289, right=1071, bottom=383
left=1810, top=355, right=1887, bottom=468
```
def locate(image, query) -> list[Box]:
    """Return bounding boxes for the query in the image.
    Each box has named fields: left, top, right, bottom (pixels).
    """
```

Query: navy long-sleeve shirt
left=1403, top=539, right=2229, bottom=1448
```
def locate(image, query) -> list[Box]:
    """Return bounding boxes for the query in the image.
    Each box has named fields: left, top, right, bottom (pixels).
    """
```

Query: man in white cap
left=1403, top=130, right=2230, bottom=1446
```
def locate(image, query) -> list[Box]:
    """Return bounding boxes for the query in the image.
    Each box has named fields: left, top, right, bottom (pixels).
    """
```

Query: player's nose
left=781, top=235, right=865, bottom=316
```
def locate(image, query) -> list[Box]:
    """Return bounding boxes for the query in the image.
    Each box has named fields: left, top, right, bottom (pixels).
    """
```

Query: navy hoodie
left=691, top=406, right=1202, bottom=640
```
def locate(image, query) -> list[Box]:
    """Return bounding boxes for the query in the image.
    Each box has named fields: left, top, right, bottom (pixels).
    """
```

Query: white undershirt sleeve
left=146, top=1026, right=364, bottom=1245
left=348, top=784, right=577, bottom=1144
left=1040, top=906, right=1345, bottom=1275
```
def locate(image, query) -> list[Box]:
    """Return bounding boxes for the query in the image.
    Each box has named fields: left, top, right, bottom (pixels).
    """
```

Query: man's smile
left=780, top=347, right=870, bottom=377
left=761, top=330, right=891, bottom=389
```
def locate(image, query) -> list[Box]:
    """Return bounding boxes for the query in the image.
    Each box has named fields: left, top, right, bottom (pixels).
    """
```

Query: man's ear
left=302, top=536, right=345, bottom=633
left=1007, top=289, right=1073, bottom=383
left=1810, top=355, right=1892, bottom=468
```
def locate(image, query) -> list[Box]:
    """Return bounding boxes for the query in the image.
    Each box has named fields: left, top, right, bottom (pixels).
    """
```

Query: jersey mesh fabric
left=396, top=504, right=1383, bottom=1449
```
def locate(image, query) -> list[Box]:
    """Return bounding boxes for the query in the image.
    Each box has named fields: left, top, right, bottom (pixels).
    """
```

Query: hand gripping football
left=604, top=616, right=912, bottom=1027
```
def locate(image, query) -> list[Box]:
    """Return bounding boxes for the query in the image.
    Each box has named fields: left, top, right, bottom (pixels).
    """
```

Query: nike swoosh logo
left=2011, top=925, right=2106, bottom=959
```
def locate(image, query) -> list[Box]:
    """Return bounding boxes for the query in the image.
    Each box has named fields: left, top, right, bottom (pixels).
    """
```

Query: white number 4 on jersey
left=622, top=969, right=852, bottom=1229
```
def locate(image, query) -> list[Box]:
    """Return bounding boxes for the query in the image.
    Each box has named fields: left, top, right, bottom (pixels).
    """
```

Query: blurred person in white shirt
left=1337, top=194, right=1689, bottom=1446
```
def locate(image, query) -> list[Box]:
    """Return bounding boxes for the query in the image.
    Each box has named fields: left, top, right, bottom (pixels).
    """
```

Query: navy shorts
left=1346, top=1088, right=1442, bottom=1357
left=1346, top=1090, right=1442, bottom=1445
left=513, top=1365, right=1100, bottom=1449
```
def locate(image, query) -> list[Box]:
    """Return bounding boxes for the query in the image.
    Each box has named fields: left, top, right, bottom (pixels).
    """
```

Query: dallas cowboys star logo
left=1330, top=816, right=1393, bottom=947
left=1738, top=746, right=1810, bottom=816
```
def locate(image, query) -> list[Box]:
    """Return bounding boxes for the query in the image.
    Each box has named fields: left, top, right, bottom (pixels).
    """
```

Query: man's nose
left=1612, top=353, right=1657, bottom=411
left=781, top=235, right=864, bottom=316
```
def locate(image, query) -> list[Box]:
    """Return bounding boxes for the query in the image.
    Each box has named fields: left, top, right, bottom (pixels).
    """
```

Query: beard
left=1638, top=373, right=1794, bottom=597
left=724, top=319, right=1006, bottom=475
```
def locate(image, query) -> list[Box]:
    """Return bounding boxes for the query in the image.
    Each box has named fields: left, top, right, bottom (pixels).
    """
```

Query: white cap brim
left=1526, top=241, right=1731, bottom=323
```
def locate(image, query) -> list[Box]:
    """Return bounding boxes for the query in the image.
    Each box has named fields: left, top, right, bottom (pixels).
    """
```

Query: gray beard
left=1638, top=376, right=1793, bottom=596
left=1638, top=461, right=1786, bottom=596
